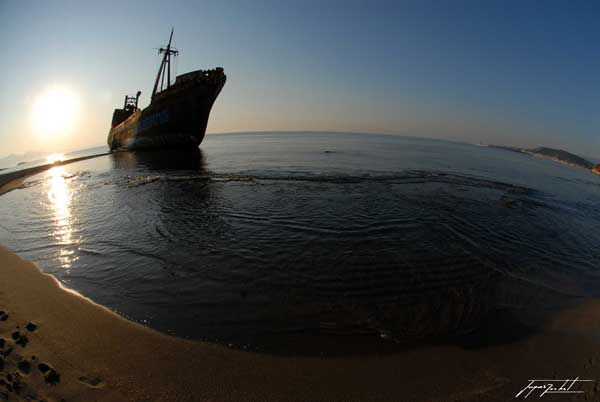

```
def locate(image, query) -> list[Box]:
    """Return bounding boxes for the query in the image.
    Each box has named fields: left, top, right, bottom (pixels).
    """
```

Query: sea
left=1, top=132, right=600, bottom=354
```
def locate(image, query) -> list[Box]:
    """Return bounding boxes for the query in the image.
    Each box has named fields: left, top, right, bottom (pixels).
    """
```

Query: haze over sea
left=1, top=132, right=600, bottom=353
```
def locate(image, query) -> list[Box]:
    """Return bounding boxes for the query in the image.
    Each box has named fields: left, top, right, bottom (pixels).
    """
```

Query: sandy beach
left=1, top=245, right=600, bottom=401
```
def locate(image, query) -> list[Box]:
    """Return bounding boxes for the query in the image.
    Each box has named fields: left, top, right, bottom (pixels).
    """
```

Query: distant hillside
left=488, top=145, right=524, bottom=154
left=489, top=145, right=594, bottom=171
left=526, top=147, right=594, bottom=169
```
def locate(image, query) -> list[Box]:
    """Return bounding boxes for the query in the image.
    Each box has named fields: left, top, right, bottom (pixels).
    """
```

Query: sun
left=31, top=86, right=80, bottom=138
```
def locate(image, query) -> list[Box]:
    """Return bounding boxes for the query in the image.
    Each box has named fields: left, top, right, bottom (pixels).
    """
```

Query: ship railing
left=175, top=68, right=225, bottom=85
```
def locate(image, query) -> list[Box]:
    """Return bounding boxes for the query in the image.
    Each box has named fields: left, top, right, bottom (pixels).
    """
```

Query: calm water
left=1, top=132, right=600, bottom=352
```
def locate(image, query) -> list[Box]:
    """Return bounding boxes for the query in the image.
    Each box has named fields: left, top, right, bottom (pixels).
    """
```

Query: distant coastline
left=488, top=144, right=600, bottom=175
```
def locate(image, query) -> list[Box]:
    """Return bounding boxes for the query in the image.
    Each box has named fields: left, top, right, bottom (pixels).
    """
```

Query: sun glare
left=47, top=166, right=77, bottom=270
left=47, top=153, right=65, bottom=164
left=31, top=86, right=80, bottom=138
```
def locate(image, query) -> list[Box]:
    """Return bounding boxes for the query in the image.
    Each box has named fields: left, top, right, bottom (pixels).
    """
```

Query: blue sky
left=1, top=0, right=600, bottom=157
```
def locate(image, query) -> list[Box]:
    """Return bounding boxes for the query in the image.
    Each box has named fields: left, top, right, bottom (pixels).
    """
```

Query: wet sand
left=1, top=245, right=600, bottom=401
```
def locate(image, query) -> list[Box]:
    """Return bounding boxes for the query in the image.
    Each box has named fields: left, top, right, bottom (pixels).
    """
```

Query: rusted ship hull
left=107, top=69, right=225, bottom=151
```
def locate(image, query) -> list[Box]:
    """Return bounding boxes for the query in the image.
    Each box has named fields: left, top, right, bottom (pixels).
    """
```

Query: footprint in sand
left=25, top=322, right=37, bottom=332
left=78, top=375, right=105, bottom=388
left=2, top=372, right=24, bottom=395
left=17, top=359, right=31, bottom=375
left=11, top=331, right=28, bottom=348
left=38, top=363, right=60, bottom=385
left=0, top=345, right=12, bottom=358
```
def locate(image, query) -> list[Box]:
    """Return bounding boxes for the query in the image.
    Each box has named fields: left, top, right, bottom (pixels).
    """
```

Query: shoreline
left=2, top=246, right=600, bottom=401
left=0, top=152, right=110, bottom=196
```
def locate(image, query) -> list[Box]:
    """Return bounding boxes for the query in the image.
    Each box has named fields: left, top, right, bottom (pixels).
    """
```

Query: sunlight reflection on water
left=47, top=166, right=78, bottom=269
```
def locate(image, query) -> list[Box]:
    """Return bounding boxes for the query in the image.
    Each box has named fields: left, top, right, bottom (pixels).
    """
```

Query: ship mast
left=151, top=28, right=178, bottom=100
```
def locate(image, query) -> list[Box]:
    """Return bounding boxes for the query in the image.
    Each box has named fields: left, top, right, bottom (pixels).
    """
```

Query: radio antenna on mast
left=151, top=27, right=179, bottom=100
